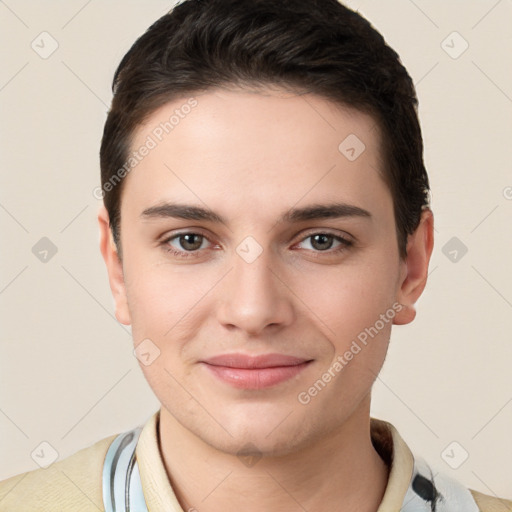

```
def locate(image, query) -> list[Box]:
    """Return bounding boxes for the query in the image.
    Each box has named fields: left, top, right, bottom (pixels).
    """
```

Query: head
left=99, top=0, right=433, bottom=456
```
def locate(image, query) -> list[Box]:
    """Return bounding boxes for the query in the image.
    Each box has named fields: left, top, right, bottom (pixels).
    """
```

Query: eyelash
left=160, top=231, right=354, bottom=260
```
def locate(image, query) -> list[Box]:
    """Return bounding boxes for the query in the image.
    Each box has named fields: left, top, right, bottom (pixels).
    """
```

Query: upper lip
left=202, top=353, right=311, bottom=369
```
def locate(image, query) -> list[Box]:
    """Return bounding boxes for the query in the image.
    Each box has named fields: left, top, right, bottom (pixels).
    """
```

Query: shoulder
left=471, top=489, right=512, bottom=512
left=0, top=433, right=117, bottom=512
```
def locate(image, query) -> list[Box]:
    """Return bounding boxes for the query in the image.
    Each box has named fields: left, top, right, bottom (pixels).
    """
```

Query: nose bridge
left=216, top=237, right=294, bottom=334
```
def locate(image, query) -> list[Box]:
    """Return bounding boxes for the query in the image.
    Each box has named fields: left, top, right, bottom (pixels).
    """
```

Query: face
left=100, top=87, right=431, bottom=456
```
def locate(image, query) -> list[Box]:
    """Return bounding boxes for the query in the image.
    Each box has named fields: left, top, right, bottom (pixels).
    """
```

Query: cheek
left=125, top=273, right=173, bottom=338
left=294, top=256, right=399, bottom=343
left=123, top=258, right=214, bottom=343
left=302, top=263, right=397, bottom=400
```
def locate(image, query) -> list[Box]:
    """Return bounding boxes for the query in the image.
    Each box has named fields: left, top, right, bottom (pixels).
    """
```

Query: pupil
left=312, top=234, right=332, bottom=251
left=181, top=234, right=201, bottom=250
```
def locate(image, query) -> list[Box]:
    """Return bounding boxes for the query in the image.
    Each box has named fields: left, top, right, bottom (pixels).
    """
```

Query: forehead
left=123, top=87, right=390, bottom=225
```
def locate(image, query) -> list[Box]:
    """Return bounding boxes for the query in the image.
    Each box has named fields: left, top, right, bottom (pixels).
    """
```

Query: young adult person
left=1, top=1, right=510, bottom=510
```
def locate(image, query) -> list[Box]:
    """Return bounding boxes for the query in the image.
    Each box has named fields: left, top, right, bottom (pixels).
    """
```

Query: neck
left=159, top=396, right=389, bottom=512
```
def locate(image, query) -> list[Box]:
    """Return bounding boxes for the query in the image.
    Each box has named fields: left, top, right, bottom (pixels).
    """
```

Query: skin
left=99, top=87, right=434, bottom=512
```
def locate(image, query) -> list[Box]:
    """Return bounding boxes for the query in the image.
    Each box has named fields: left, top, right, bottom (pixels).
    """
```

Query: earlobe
left=98, top=205, right=132, bottom=326
left=393, top=209, right=434, bottom=326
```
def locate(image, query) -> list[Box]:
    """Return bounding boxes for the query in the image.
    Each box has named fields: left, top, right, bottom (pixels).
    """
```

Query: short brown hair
left=100, top=0, right=430, bottom=259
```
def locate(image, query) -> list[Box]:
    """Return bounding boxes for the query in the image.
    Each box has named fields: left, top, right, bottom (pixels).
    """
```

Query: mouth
left=200, top=353, right=313, bottom=390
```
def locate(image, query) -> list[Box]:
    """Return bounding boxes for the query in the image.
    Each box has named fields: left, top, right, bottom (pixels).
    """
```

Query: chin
left=205, top=412, right=319, bottom=458
left=208, top=430, right=307, bottom=459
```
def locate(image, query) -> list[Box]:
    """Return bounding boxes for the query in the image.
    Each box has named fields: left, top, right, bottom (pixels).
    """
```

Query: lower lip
left=203, top=362, right=311, bottom=390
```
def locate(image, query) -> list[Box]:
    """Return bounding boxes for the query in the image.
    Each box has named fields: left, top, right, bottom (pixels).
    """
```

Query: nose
left=216, top=245, right=295, bottom=336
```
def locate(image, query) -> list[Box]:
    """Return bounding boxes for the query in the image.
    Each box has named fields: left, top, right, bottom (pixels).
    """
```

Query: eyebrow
left=140, top=202, right=372, bottom=225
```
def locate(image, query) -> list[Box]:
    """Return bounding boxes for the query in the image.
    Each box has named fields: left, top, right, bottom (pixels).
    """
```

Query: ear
left=98, top=205, right=131, bottom=325
left=393, top=208, right=434, bottom=325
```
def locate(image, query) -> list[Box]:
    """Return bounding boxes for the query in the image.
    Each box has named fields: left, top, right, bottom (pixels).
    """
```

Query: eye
left=296, top=232, right=353, bottom=254
left=162, top=232, right=212, bottom=258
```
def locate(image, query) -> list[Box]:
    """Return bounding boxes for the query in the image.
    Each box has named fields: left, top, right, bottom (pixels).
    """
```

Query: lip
left=201, top=353, right=313, bottom=390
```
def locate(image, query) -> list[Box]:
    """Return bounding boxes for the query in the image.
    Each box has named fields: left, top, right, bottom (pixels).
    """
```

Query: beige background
left=1, top=0, right=511, bottom=500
